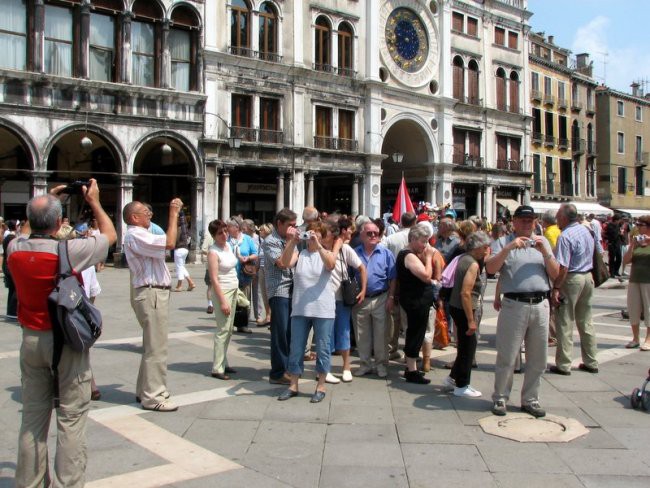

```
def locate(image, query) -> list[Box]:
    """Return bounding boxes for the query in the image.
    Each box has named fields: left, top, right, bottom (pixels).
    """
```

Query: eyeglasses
left=366, top=231, right=379, bottom=237
left=134, top=210, right=153, bottom=217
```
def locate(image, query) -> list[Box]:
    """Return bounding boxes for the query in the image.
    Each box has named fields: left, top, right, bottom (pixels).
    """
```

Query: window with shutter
left=452, top=12, right=463, bottom=32
left=467, top=17, right=478, bottom=37
left=495, top=27, right=505, bottom=46
left=508, top=31, right=518, bottom=49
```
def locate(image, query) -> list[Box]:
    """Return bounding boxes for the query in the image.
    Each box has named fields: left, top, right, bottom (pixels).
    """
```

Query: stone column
left=485, top=185, right=494, bottom=222
left=120, top=12, right=133, bottom=84
left=116, top=174, right=135, bottom=257
left=79, top=2, right=90, bottom=79
left=33, top=1, right=45, bottom=73
left=306, top=172, right=315, bottom=207
left=292, top=169, right=304, bottom=212
left=220, top=166, right=231, bottom=219
left=364, top=155, right=384, bottom=218
left=31, top=171, right=49, bottom=197
left=351, top=175, right=360, bottom=216
left=476, top=186, right=483, bottom=218
left=276, top=171, right=285, bottom=212
left=190, top=177, right=204, bottom=263
left=160, top=20, right=171, bottom=89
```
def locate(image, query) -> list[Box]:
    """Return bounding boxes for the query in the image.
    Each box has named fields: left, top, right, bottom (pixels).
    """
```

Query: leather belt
left=504, top=292, right=548, bottom=304
left=366, top=290, right=387, bottom=299
left=137, top=284, right=171, bottom=290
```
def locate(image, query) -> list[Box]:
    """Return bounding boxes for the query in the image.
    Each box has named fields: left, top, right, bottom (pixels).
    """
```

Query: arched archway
left=380, top=117, right=436, bottom=213
left=0, top=122, right=37, bottom=219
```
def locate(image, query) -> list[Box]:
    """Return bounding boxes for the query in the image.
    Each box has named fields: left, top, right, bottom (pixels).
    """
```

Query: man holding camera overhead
left=486, top=205, right=559, bottom=418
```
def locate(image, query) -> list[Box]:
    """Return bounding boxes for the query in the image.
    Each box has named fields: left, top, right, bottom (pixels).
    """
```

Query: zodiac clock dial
left=385, top=8, right=429, bottom=73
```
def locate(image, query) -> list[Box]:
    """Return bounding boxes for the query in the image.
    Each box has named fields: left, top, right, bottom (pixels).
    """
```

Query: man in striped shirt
left=549, top=203, right=598, bottom=376
left=123, top=198, right=183, bottom=412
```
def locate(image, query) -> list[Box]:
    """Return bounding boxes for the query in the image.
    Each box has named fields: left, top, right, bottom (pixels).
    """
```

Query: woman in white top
left=207, top=219, right=240, bottom=380
left=277, top=222, right=337, bottom=403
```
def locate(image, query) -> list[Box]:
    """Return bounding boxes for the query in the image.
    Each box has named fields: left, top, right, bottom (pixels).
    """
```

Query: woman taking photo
left=277, top=222, right=337, bottom=403
left=623, top=215, right=650, bottom=350
left=397, top=225, right=436, bottom=384
left=207, top=219, right=239, bottom=380
left=443, top=231, right=491, bottom=397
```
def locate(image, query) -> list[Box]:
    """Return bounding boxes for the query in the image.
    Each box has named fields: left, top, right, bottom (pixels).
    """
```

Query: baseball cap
left=513, top=205, right=535, bottom=218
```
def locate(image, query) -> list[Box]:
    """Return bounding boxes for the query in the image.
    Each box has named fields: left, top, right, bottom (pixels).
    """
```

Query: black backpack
left=48, top=240, right=103, bottom=407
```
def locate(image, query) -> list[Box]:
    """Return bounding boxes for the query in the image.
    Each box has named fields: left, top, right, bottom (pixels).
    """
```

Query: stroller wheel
left=642, top=391, right=650, bottom=411
left=631, top=388, right=641, bottom=409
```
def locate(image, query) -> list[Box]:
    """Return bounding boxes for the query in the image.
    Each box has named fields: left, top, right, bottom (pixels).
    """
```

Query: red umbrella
left=392, top=177, right=415, bottom=223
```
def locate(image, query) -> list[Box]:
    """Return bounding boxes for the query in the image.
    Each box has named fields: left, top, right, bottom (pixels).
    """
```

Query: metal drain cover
left=479, top=413, right=589, bottom=443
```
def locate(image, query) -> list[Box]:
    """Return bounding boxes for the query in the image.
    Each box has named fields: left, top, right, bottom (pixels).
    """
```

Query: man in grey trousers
left=486, top=205, right=559, bottom=418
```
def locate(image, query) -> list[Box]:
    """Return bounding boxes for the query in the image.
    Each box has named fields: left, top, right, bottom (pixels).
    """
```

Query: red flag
left=392, top=177, right=415, bottom=223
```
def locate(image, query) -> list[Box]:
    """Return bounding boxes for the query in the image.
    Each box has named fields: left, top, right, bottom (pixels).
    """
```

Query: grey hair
left=355, top=215, right=370, bottom=229
left=437, top=218, right=458, bottom=235
left=242, top=219, right=256, bottom=233
left=302, top=206, right=319, bottom=222
left=408, top=225, right=432, bottom=242
left=559, top=203, right=579, bottom=223
left=27, top=195, right=62, bottom=232
left=542, top=210, right=556, bottom=225
left=465, top=231, right=491, bottom=251
left=226, top=217, right=241, bottom=229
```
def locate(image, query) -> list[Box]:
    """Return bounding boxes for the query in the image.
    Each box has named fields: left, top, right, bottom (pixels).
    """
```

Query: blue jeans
left=269, top=297, right=291, bottom=380
left=331, top=300, right=351, bottom=352
left=288, top=316, right=334, bottom=376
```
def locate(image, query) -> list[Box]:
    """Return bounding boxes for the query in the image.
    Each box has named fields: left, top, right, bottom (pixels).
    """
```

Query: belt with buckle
left=365, top=290, right=387, bottom=299
left=137, top=284, right=171, bottom=290
left=503, top=292, right=548, bottom=304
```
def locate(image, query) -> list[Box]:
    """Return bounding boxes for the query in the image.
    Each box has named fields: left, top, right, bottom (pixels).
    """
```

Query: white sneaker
left=442, top=376, right=456, bottom=392
left=453, top=385, right=482, bottom=398
left=341, top=370, right=353, bottom=382
left=376, top=364, right=388, bottom=378
left=325, top=373, right=341, bottom=384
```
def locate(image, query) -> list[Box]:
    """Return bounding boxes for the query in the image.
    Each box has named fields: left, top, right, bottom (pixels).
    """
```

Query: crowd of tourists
left=2, top=182, right=650, bottom=487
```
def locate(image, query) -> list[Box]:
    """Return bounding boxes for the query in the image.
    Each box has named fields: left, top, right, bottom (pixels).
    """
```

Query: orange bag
left=433, top=305, right=450, bottom=349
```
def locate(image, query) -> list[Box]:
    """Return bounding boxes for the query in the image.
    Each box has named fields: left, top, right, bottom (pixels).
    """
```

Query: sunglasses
left=366, top=231, right=379, bottom=237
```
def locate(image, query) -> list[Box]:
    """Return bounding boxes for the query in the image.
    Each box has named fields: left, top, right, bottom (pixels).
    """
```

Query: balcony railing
left=258, top=51, right=283, bottom=63
left=336, top=66, right=357, bottom=78
left=313, top=136, right=359, bottom=151
left=228, top=46, right=283, bottom=63
left=230, top=126, right=258, bottom=142
left=532, top=132, right=543, bottom=144
left=259, top=129, right=284, bottom=144
left=544, top=135, right=556, bottom=147
left=557, top=98, right=568, bottom=109
left=558, top=138, right=569, bottom=150
left=496, top=159, right=523, bottom=171
left=587, top=140, right=597, bottom=155
left=228, top=45, right=255, bottom=58
left=453, top=154, right=483, bottom=167
left=572, top=138, right=585, bottom=154
left=313, top=63, right=336, bottom=73
left=543, top=93, right=555, bottom=106
left=571, top=100, right=583, bottom=112
left=531, top=89, right=542, bottom=102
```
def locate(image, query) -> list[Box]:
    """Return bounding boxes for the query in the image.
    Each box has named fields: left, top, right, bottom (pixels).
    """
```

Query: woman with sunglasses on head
left=623, top=216, right=650, bottom=350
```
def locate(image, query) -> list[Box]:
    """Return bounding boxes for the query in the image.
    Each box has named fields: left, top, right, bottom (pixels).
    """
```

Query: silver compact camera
left=299, top=231, right=310, bottom=240
left=634, top=235, right=646, bottom=244
left=527, top=239, right=537, bottom=247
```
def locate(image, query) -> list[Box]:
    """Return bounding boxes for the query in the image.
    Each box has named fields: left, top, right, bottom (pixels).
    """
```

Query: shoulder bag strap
left=50, top=240, right=69, bottom=409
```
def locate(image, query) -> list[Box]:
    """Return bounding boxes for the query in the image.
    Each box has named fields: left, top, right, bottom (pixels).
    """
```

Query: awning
left=529, top=201, right=561, bottom=214
left=615, top=208, right=650, bottom=217
left=571, top=201, right=614, bottom=216
left=496, top=198, right=521, bottom=213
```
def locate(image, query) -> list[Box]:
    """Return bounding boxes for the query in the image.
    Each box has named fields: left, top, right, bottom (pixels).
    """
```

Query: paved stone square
left=0, top=264, right=649, bottom=487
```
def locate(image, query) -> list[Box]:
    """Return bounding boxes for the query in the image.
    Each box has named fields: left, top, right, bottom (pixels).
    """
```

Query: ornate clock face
left=385, top=8, right=428, bottom=73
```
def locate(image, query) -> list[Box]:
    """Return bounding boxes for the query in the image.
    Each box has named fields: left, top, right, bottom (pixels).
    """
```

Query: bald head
left=302, top=206, right=319, bottom=224
left=27, top=194, right=62, bottom=233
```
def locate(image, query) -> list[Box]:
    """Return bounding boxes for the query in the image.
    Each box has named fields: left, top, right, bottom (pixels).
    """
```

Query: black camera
left=59, top=180, right=91, bottom=195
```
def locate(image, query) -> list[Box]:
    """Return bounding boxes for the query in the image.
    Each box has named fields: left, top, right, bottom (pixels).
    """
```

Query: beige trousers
left=131, top=287, right=170, bottom=407
left=555, top=272, right=598, bottom=371
left=16, top=328, right=91, bottom=488
left=211, top=287, right=238, bottom=374
left=352, top=292, right=390, bottom=368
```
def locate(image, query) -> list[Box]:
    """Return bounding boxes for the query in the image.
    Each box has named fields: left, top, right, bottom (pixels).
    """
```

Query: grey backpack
left=48, top=240, right=102, bottom=406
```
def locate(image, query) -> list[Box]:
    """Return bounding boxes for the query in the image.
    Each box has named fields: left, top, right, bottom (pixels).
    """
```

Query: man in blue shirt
left=550, top=203, right=598, bottom=376
left=352, top=221, right=396, bottom=378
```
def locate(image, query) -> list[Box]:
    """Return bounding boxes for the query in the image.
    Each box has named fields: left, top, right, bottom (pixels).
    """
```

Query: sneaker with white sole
left=453, top=385, right=482, bottom=398
left=325, top=373, right=340, bottom=384
left=442, top=375, right=456, bottom=392
left=341, top=370, right=353, bottom=382
left=491, top=399, right=507, bottom=416
left=376, top=364, right=388, bottom=378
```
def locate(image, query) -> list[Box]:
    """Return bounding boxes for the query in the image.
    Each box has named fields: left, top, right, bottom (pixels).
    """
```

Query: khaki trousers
left=131, top=287, right=170, bottom=407
left=555, top=272, right=598, bottom=371
left=388, top=304, right=407, bottom=354
left=352, top=292, right=390, bottom=368
left=16, top=328, right=91, bottom=488
left=492, top=298, right=549, bottom=405
left=210, top=287, right=238, bottom=374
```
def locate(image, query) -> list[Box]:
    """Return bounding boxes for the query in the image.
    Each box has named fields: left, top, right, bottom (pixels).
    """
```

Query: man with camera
left=550, top=203, right=598, bottom=376
left=8, top=179, right=116, bottom=488
left=486, top=205, right=558, bottom=417
left=122, top=197, right=183, bottom=412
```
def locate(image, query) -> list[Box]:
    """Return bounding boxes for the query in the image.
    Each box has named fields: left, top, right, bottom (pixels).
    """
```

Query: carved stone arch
left=129, top=130, right=201, bottom=177
left=0, top=118, right=40, bottom=171
left=169, top=1, right=202, bottom=28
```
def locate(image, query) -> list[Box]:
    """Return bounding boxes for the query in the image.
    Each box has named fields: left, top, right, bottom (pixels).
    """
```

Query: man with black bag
left=8, top=180, right=115, bottom=488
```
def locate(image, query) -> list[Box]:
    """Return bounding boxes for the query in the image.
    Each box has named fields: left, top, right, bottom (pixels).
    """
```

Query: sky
left=527, top=0, right=650, bottom=94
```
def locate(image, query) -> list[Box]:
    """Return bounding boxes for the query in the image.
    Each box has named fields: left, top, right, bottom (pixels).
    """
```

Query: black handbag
left=589, top=229, right=609, bottom=287
left=339, top=249, right=361, bottom=306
